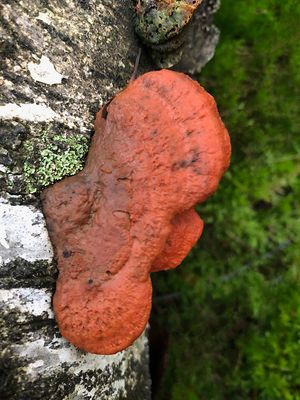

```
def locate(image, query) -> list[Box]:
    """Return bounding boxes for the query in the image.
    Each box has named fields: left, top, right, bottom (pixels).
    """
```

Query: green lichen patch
left=134, top=0, right=201, bottom=45
left=22, top=132, right=89, bottom=193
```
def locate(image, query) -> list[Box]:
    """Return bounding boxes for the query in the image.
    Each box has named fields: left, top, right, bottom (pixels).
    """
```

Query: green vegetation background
left=152, top=1, right=300, bottom=399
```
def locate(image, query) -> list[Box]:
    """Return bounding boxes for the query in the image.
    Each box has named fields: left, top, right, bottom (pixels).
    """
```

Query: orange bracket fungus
left=41, top=69, right=231, bottom=355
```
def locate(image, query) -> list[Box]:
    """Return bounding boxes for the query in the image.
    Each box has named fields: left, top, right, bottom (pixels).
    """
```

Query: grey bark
left=0, top=0, right=220, bottom=399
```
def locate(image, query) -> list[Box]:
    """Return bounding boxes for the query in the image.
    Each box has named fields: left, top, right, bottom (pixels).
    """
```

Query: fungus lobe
left=41, top=69, right=231, bottom=354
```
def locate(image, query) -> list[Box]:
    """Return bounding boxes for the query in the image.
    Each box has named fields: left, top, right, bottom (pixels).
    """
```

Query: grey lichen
left=134, top=0, right=202, bottom=46
left=22, top=133, right=89, bottom=193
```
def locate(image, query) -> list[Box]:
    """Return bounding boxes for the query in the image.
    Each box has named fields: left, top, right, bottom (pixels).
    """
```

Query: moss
left=22, top=132, right=89, bottom=193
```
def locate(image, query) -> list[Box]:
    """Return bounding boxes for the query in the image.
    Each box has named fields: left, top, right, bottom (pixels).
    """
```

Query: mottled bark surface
left=0, top=0, right=220, bottom=399
left=0, top=1, right=151, bottom=399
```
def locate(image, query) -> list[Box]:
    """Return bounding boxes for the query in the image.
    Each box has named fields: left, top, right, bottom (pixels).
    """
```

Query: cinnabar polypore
left=41, top=69, right=231, bottom=355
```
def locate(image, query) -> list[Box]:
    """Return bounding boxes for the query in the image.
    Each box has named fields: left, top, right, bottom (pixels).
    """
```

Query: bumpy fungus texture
left=42, top=70, right=231, bottom=355
left=134, top=0, right=203, bottom=46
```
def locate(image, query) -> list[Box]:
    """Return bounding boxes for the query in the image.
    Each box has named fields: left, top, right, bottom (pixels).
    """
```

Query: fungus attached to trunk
left=41, top=69, right=231, bottom=355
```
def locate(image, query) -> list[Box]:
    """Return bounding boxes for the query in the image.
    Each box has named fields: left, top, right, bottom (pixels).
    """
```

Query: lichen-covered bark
left=0, top=0, right=220, bottom=398
left=0, top=1, right=151, bottom=398
left=176, top=0, right=221, bottom=73
left=0, top=0, right=144, bottom=195
left=133, top=0, right=221, bottom=70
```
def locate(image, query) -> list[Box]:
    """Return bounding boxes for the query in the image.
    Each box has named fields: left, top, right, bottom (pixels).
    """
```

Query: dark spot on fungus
left=63, top=249, right=72, bottom=258
left=171, top=152, right=200, bottom=171
left=41, top=69, right=231, bottom=355
left=142, top=77, right=153, bottom=88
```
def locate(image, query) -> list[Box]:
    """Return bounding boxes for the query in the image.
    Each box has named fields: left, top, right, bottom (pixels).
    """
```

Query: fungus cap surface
left=42, top=69, right=231, bottom=354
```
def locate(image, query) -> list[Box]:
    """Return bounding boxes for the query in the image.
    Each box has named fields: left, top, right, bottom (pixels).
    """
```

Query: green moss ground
left=152, top=1, right=300, bottom=399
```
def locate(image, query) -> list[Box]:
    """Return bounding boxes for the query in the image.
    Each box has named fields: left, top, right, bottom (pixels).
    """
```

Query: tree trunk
left=0, top=0, right=220, bottom=398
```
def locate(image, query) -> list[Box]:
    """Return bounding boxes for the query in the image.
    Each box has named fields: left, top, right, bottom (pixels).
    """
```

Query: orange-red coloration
left=41, top=70, right=231, bottom=355
left=152, top=208, right=203, bottom=272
